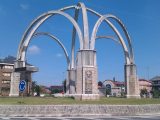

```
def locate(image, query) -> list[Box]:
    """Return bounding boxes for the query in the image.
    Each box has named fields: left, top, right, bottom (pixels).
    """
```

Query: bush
left=140, top=88, right=148, bottom=98
left=152, top=89, right=160, bottom=98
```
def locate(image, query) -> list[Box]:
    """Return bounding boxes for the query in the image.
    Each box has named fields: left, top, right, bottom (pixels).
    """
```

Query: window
left=3, top=73, right=11, bottom=77
left=2, top=80, right=10, bottom=84
left=153, top=81, right=158, bottom=84
left=3, top=65, right=13, bottom=69
left=106, top=84, right=111, bottom=90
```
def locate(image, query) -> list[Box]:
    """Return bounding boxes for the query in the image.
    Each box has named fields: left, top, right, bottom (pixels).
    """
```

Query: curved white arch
left=18, top=11, right=83, bottom=64
left=90, top=15, right=130, bottom=64
left=77, top=2, right=89, bottom=49
left=18, top=5, right=76, bottom=60
left=106, top=15, right=134, bottom=63
left=70, top=2, right=89, bottom=69
left=33, top=32, right=70, bottom=69
left=96, top=36, right=120, bottom=45
left=70, top=8, right=78, bottom=69
left=87, top=8, right=133, bottom=64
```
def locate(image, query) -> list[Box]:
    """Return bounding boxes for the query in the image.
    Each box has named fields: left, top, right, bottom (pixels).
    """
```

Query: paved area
left=0, top=115, right=160, bottom=120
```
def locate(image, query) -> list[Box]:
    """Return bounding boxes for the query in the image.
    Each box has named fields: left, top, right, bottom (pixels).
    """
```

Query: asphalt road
left=0, top=115, right=160, bottom=120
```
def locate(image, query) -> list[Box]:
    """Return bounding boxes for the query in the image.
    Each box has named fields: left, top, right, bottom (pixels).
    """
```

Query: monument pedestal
left=66, top=69, right=76, bottom=94
left=74, top=94, right=99, bottom=100
left=75, top=50, right=99, bottom=100
left=9, top=72, right=20, bottom=97
left=9, top=61, right=38, bottom=97
left=125, top=64, right=140, bottom=98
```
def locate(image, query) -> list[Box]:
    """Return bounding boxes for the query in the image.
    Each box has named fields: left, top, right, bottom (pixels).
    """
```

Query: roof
left=113, top=81, right=125, bottom=86
left=150, top=76, right=160, bottom=81
left=103, top=79, right=151, bottom=86
left=0, top=63, right=14, bottom=66
left=139, top=79, right=151, bottom=83
left=103, top=80, right=125, bottom=86
left=103, top=79, right=113, bottom=83
left=0, top=56, right=16, bottom=64
left=0, top=56, right=33, bottom=67
left=50, top=86, right=63, bottom=89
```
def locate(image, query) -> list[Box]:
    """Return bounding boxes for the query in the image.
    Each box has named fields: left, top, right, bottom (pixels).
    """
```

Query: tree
left=34, top=85, right=41, bottom=96
left=106, top=89, right=111, bottom=96
left=31, top=81, right=42, bottom=96
left=63, top=79, right=66, bottom=93
left=98, top=81, right=103, bottom=87
left=106, top=84, right=111, bottom=96
left=3, top=55, right=16, bottom=64
left=152, top=89, right=160, bottom=98
left=51, top=89, right=60, bottom=94
left=140, top=88, right=148, bottom=97
left=31, top=81, right=37, bottom=96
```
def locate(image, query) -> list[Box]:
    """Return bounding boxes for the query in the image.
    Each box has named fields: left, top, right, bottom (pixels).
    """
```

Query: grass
left=0, top=97, right=160, bottom=105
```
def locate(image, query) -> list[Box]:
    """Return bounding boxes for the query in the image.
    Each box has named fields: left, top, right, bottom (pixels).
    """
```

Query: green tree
left=152, top=89, right=160, bottom=98
left=98, top=81, right=103, bottom=87
left=140, top=88, right=148, bottom=97
left=3, top=56, right=16, bottom=63
left=63, top=79, right=66, bottom=93
left=34, top=85, right=41, bottom=96
left=31, top=81, right=41, bottom=96
left=51, top=89, right=60, bottom=94
left=31, top=81, right=37, bottom=95
left=106, top=89, right=111, bottom=96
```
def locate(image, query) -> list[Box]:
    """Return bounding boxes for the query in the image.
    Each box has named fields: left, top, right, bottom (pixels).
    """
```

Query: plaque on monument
left=85, top=70, right=92, bottom=94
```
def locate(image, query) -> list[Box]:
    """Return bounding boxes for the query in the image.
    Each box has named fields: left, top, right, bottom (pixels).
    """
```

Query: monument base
left=125, top=64, right=140, bottom=99
left=73, top=94, right=99, bottom=100
left=126, top=95, right=141, bottom=99
left=9, top=72, right=20, bottom=97
left=9, top=94, right=19, bottom=97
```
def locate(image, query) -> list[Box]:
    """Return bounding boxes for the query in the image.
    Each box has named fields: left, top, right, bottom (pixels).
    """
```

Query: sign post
left=19, top=80, right=26, bottom=103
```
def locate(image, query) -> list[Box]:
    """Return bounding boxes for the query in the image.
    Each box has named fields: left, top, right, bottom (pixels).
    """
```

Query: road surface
left=0, top=115, right=160, bottom=120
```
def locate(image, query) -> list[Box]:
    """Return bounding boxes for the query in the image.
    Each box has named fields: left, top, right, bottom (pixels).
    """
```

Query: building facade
left=0, top=62, right=33, bottom=96
left=0, top=63, right=14, bottom=96
left=100, top=79, right=152, bottom=97
left=50, top=86, right=64, bottom=93
left=150, top=76, right=160, bottom=91
left=102, top=80, right=125, bottom=97
left=139, top=79, right=152, bottom=92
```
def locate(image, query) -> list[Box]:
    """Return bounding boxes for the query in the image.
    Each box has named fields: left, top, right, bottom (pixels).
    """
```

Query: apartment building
left=99, top=79, right=152, bottom=97
left=0, top=63, right=14, bottom=96
left=150, top=76, right=160, bottom=91
left=139, top=79, right=152, bottom=92
left=0, top=62, right=35, bottom=96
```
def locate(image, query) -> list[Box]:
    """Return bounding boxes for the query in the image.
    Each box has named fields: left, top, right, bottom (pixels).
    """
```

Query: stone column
left=14, top=60, right=25, bottom=68
left=24, top=72, right=32, bottom=96
left=66, top=71, right=70, bottom=94
left=0, top=69, right=2, bottom=95
left=9, top=72, right=20, bottom=96
left=125, top=64, right=140, bottom=98
left=75, top=50, right=99, bottom=100
left=66, top=69, right=76, bottom=94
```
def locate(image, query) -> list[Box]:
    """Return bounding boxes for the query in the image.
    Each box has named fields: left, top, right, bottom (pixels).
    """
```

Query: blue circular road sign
left=19, top=80, right=26, bottom=92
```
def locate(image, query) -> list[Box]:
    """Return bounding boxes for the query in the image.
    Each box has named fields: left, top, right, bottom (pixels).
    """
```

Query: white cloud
left=56, top=53, right=63, bottom=58
left=20, top=4, right=29, bottom=10
left=28, top=45, right=40, bottom=55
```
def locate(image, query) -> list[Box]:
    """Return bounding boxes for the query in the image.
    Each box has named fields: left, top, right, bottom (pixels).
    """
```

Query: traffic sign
left=19, top=80, right=26, bottom=92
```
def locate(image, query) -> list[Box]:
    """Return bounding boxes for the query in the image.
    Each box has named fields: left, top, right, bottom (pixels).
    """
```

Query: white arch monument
left=9, top=2, right=140, bottom=99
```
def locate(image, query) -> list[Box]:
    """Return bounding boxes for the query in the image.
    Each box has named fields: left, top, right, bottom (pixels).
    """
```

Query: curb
left=0, top=104, right=160, bottom=117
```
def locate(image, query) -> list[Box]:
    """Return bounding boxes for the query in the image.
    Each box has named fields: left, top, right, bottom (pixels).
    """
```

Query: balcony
left=1, top=69, right=13, bottom=73
left=1, top=83, right=10, bottom=88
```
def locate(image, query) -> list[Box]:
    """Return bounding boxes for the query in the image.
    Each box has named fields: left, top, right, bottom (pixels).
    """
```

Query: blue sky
left=0, top=0, right=160, bottom=86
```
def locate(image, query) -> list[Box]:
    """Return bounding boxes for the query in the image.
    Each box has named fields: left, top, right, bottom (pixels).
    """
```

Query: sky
left=0, top=0, right=160, bottom=86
